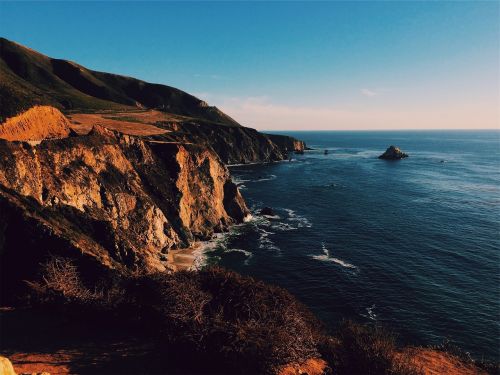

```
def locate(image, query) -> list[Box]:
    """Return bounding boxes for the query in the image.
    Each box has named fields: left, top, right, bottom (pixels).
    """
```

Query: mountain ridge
left=0, top=37, right=238, bottom=126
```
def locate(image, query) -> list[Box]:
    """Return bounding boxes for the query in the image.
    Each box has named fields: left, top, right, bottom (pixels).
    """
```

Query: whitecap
left=271, top=222, right=297, bottom=231
left=262, top=214, right=281, bottom=220
left=226, top=248, right=253, bottom=265
left=310, top=243, right=357, bottom=269
left=254, top=174, right=277, bottom=182
left=362, top=304, right=377, bottom=321
left=258, top=228, right=281, bottom=253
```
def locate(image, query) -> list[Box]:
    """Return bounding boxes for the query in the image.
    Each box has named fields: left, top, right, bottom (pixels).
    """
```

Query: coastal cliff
left=0, top=111, right=248, bottom=303
left=155, top=120, right=305, bottom=164
left=0, top=37, right=305, bottom=164
left=266, top=133, right=306, bottom=154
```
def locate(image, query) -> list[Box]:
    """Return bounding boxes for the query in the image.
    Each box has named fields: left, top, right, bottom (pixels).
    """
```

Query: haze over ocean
left=205, top=130, right=500, bottom=360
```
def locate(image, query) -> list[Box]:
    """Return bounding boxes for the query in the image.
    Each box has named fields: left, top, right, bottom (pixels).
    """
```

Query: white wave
left=258, top=228, right=281, bottom=253
left=362, top=304, right=377, bottom=321
left=254, top=174, right=277, bottom=182
left=310, top=243, right=357, bottom=269
left=231, top=176, right=251, bottom=185
left=226, top=248, right=253, bottom=257
left=227, top=161, right=265, bottom=167
left=262, top=214, right=281, bottom=220
left=226, top=248, right=253, bottom=265
left=243, top=213, right=255, bottom=222
left=270, top=222, right=297, bottom=231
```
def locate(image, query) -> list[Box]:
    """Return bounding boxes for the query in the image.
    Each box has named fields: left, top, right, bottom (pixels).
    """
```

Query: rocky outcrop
left=0, top=106, right=72, bottom=141
left=378, top=145, right=409, bottom=160
left=0, top=121, right=248, bottom=303
left=266, top=133, right=306, bottom=155
left=155, top=121, right=289, bottom=164
left=259, top=207, right=276, bottom=216
left=0, top=356, right=17, bottom=375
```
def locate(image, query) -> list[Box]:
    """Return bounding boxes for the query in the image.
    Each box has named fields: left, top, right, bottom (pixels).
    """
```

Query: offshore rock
left=378, top=145, right=409, bottom=160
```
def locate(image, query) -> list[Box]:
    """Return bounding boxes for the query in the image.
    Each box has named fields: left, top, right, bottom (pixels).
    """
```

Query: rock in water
left=259, top=207, right=275, bottom=216
left=378, top=145, right=408, bottom=160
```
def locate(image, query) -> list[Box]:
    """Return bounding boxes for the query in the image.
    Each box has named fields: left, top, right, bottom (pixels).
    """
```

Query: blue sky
left=1, top=1, right=498, bottom=130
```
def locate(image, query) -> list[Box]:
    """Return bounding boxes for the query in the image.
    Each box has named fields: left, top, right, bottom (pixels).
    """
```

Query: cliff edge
left=0, top=112, right=248, bottom=303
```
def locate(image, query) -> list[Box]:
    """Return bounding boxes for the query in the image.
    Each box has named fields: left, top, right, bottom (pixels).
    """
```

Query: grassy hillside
left=0, top=38, right=239, bottom=126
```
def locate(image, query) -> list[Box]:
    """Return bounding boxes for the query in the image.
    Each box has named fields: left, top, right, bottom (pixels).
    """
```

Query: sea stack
left=378, top=145, right=409, bottom=160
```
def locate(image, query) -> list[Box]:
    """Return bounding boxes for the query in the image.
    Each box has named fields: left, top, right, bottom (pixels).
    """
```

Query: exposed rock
left=0, top=121, right=248, bottom=303
left=0, top=106, right=72, bottom=141
left=0, top=356, right=17, bottom=375
left=259, top=207, right=275, bottom=216
left=378, top=145, right=408, bottom=160
left=0, top=37, right=305, bottom=165
left=156, top=122, right=289, bottom=164
left=265, top=133, right=306, bottom=155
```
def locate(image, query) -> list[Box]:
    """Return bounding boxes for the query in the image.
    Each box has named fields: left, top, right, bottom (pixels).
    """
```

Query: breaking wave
left=310, top=243, right=357, bottom=270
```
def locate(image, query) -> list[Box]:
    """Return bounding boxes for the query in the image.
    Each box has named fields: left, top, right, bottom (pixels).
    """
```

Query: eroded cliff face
left=266, top=133, right=306, bottom=154
left=0, top=121, right=248, bottom=302
left=153, top=121, right=304, bottom=164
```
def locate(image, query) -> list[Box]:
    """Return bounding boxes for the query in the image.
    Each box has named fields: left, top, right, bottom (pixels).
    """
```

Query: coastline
left=166, top=245, right=201, bottom=271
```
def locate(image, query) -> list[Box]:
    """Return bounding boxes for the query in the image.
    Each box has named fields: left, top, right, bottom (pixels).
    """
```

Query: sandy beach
left=166, top=243, right=203, bottom=271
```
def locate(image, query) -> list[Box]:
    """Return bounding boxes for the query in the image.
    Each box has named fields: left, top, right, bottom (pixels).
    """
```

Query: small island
left=378, top=145, right=409, bottom=160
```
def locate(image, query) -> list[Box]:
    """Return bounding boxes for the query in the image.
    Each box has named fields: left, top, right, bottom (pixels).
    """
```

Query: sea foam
left=310, top=243, right=357, bottom=269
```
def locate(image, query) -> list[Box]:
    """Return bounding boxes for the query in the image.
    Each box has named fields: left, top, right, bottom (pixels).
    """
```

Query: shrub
left=319, top=320, right=422, bottom=375
left=130, top=267, right=321, bottom=374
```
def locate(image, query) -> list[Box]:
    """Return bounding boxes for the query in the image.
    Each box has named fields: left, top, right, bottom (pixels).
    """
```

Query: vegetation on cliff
left=2, top=257, right=493, bottom=375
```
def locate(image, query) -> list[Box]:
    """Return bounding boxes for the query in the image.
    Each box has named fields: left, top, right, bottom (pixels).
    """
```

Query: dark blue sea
left=206, top=130, right=500, bottom=360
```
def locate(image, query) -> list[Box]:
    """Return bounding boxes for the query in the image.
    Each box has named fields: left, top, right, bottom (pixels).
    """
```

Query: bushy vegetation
left=318, top=320, right=422, bottom=375
left=28, top=257, right=320, bottom=374
left=25, top=256, right=493, bottom=375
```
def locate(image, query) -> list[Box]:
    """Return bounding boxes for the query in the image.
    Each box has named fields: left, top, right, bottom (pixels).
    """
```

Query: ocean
left=205, top=130, right=500, bottom=360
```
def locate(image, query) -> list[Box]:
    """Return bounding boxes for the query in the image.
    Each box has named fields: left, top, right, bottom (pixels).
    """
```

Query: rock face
left=0, top=119, right=248, bottom=303
left=0, top=356, right=17, bottom=375
left=378, top=145, right=409, bottom=160
left=266, top=133, right=306, bottom=155
left=157, top=122, right=299, bottom=164
left=0, top=105, right=72, bottom=141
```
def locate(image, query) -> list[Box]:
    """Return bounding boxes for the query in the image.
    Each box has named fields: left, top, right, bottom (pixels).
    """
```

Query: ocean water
left=207, top=130, right=500, bottom=360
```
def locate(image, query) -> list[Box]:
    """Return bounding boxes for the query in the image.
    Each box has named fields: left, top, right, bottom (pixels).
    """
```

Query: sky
left=1, top=1, right=499, bottom=130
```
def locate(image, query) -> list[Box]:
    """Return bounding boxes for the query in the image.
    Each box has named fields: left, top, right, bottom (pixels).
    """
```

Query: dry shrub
left=26, top=256, right=125, bottom=310
left=319, top=320, right=422, bottom=375
left=130, top=267, right=321, bottom=374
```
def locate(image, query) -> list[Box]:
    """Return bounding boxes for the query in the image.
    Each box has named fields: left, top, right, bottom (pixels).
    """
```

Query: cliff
left=0, top=37, right=304, bottom=163
left=266, top=133, right=306, bottom=154
left=154, top=120, right=299, bottom=164
left=0, top=119, right=248, bottom=303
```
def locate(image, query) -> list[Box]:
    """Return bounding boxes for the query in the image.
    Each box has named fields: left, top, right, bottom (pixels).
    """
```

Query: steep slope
left=155, top=120, right=288, bottom=164
left=0, top=37, right=238, bottom=126
left=0, top=122, right=248, bottom=303
left=0, top=37, right=305, bottom=162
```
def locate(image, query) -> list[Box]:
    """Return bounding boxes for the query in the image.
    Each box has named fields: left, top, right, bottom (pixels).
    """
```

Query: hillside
left=0, top=37, right=238, bottom=126
left=0, top=38, right=305, bottom=163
